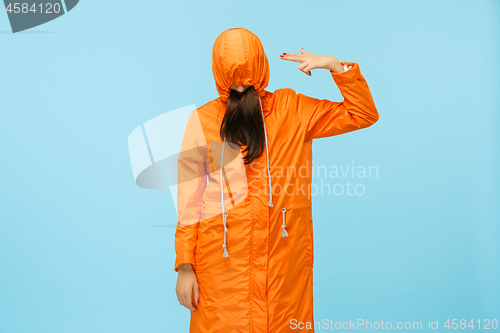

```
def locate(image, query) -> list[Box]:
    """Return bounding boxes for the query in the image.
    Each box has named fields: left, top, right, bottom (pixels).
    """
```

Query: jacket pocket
left=304, top=205, right=313, bottom=268
left=194, top=213, right=221, bottom=272
left=278, top=204, right=313, bottom=269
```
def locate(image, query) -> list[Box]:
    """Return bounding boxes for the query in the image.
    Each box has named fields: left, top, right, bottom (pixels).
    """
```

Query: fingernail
left=283, top=53, right=287, bottom=55
left=197, top=300, right=200, bottom=305
left=280, top=55, right=283, bottom=58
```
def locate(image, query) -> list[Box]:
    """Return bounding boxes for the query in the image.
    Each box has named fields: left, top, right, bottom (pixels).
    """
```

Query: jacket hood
left=212, top=28, right=270, bottom=102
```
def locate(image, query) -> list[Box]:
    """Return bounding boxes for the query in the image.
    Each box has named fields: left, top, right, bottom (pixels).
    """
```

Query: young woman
left=174, top=27, right=379, bottom=333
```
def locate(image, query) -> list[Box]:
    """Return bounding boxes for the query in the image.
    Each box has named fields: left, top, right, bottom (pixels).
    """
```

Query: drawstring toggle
left=281, top=207, right=288, bottom=237
left=222, top=211, right=229, bottom=257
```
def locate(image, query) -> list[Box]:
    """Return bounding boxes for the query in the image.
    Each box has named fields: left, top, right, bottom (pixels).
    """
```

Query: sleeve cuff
left=174, top=251, right=195, bottom=272
left=330, top=62, right=362, bottom=85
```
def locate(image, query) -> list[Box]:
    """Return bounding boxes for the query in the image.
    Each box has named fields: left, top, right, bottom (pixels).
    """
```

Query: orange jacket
left=174, top=27, right=379, bottom=333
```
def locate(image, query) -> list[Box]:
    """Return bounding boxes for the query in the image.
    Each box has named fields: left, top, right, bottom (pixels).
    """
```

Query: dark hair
left=220, top=85, right=265, bottom=165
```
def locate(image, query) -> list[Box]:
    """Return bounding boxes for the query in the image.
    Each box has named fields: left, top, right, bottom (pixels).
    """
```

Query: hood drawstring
left=220, top=94, right=273, bottom=258
left=220, top=136, right=230, bottom=257
left=258, top=95, right=273, bottom=208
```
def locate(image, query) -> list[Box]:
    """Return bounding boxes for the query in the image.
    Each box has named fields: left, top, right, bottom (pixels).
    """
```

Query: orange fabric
left=212, top=27, right=270, bottom=101
left=174, top=27, right=379, bottom=332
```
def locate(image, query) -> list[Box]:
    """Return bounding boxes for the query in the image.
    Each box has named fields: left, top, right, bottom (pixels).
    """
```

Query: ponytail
left=220, top=86, right=265, bottom=165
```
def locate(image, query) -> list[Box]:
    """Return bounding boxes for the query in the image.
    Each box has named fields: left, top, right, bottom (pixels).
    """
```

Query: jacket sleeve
left=290, top=61, right=379, bottom=140
left=174, top=110, right=208, bottom=272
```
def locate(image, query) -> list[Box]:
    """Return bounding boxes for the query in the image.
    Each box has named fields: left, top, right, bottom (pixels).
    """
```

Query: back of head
left=213, top=28, right=270, bottom=165
left=212, top=27, right=270, bottom=102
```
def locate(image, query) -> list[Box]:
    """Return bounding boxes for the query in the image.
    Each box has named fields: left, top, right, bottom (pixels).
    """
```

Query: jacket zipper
left=281, top=208, right=288, bottom=237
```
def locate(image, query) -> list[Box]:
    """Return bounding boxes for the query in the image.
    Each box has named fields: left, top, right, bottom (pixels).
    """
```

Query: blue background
left=0, top=0, right=499, bottom=332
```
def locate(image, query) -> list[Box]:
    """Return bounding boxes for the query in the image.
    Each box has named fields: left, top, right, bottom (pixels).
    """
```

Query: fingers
left=297, top=61, right=316, bottom=76
left=193, top=280, right=200, bottom=307
left=280, top=52, right=305, bottom=62
left=281, top=48, right=314, bottom=75
left=280, top=47, right=313, bottom=61
left=190, top=289, right=198, bottom=311
left=186, top=292, right=197, bottom=312
left=182, top=290, right=196, bottom=311
left=302, top=63, right=314, bottom=76
left=280, top=48, right=315, bottom=76
left=176, top=284, right=197, bottom=312
left=297, top=61, right=313, bottom=76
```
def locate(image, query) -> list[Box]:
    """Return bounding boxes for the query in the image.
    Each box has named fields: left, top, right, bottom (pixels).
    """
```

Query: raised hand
left=280, top=48, right=344, bottom=76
